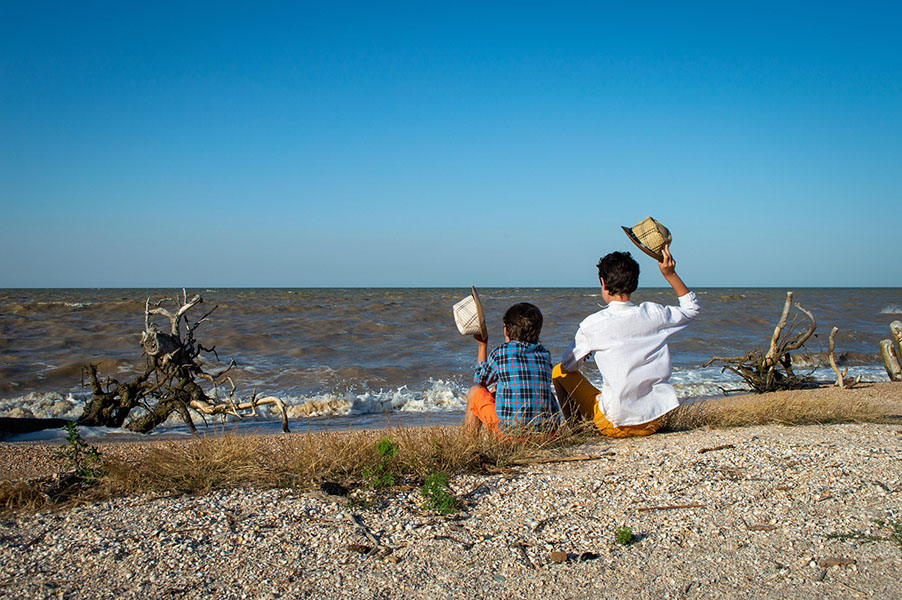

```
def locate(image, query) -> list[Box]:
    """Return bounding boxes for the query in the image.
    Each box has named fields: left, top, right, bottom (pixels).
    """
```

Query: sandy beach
left=1, top=384, right=901, bottom=599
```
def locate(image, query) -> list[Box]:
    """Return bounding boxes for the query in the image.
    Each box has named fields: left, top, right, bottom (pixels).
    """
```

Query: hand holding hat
left=452, top=287, right=487, bottom=341
left=621, top=217, right=672, bottom=262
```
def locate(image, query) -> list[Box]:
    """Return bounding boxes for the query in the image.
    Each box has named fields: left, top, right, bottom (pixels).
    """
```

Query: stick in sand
left=637, top=503, right=707, bottom=512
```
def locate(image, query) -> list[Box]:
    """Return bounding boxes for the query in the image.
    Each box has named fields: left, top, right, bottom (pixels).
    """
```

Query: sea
left=1, top=287, right=900, bottom=441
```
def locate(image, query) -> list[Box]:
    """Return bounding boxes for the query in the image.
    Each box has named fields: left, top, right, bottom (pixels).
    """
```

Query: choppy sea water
left=1, top=287, right=899, bottom=440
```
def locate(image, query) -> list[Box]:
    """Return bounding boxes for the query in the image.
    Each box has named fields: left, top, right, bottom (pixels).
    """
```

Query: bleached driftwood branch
left=80, top=291, right=291, bottom=434
left=827, top=327, right=861, bottom=389
left=703, top=291, right=817, bottom=393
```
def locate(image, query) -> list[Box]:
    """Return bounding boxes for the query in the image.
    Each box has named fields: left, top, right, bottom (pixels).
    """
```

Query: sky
left=1, top=1, right=900, bottom=288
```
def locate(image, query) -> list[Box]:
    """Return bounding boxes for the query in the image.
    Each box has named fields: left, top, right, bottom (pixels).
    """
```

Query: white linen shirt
left=561, top=292, right=700, bottom=426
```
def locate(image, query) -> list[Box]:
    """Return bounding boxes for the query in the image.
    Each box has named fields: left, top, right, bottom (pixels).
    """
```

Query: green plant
left=614, top=526, right=633, bottom=545
left=362, top=437, right=398, bottom=489
left=56, top=422, right=103, bottom=480
left=376, top=437, right=398, bottom=459
left=871, top=520, right=902, bottom=548
left=826, top=531, right=884, bottom=543
left=827, top=520, right=902, bottom=548
left=889, top=521, right=902, bottom=548
left=420, top=472, right=459, bottom=514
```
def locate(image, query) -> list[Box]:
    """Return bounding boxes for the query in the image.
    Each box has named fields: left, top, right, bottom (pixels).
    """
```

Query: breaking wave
left=0, top=380, right=468, bottom=423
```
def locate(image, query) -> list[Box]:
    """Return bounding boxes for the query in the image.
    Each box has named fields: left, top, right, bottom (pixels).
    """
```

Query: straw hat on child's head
left=453, top=287, right=487, bottom=338
left=621, top=217, right=672, bottom=261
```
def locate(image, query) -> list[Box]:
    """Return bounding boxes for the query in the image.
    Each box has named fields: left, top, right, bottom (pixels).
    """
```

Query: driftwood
left=637, top=503, right=706, bottom=512
left=704, top=291, right=817, bottom=393
left=697, top=444, right=734, bottom=454
left=828, top=327, right=861, bottom=389
left=880, top=321, right=902, bottom=381
left=78, top=290, right=289, bottom=434
left=511, top=453, right=613, bottom=466
left=880, top=340, right=902, bottom=382
left=892, top=321, right=902, bottom=359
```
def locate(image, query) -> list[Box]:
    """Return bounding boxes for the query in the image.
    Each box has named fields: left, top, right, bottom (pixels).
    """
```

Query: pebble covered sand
left=1, top=418, right=900, bottom=599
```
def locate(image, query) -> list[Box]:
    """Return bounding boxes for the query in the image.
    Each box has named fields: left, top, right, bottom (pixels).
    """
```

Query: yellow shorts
left=552, top=364, right=663, bottom=438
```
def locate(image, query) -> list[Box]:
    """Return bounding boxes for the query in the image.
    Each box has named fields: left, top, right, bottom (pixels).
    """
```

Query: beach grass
left=661, top=383, right=900, bottom=430
left=0, top=479, right=49, bottom=513
left=2, top=383, right=899, bottom=515
left=99, top=424, right=581, bottom=499
left=1, top=425, right=566, bottom=514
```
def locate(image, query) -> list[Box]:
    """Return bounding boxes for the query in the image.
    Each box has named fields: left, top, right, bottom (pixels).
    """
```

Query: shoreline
left=2, top=382, right=901, bottom=483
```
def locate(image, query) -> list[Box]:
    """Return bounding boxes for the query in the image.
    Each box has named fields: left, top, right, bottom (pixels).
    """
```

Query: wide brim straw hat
left=621, top=216, right=672, bottom=262
left=453, top=286, right=487, bottom=338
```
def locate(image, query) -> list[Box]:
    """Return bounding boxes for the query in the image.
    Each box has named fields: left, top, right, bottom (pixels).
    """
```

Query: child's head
left=503, top=303, right=543, bottom=344
left=597, top=251, right=640, bottom=296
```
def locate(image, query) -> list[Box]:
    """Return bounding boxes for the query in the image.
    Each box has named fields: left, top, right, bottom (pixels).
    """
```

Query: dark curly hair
left=596, top=251, right=640, bottom=296
left=503, top=303, right=543, bottom=344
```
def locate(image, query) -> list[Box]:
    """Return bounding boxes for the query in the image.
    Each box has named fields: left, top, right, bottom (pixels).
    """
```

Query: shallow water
left=1, top=287, right=899, bottom=437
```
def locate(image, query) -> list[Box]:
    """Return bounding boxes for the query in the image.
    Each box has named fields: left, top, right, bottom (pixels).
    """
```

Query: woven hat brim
left=470, top=286, right=487, bottom=339
left=621, top=225, right=665, bottom=262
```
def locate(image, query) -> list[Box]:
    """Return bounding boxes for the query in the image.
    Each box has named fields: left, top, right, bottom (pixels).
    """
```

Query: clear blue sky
left=1, top=2, right=899, bottom=287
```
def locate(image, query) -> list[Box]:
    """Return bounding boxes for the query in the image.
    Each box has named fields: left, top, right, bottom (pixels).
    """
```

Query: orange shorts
left=468, top=388, right=560, bottom=440
left=468, top=386, right=500, bottom=433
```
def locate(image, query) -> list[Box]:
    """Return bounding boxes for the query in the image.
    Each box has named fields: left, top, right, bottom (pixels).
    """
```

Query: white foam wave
left=880, top=305, right=902, bottom=314
left=2, top=365, right=892, bottom=431
left=0, top=392, right=84, bottom=420
left=284, top=379, right=467, bottom=419
left=34, top=301, right=90, bottom=308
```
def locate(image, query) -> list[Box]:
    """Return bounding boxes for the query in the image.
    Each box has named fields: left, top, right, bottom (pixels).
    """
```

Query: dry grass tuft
left=663, top=384, right=899, bottom=431
left=0, top=479, right=49, bottom=513
left=102, top=433, right=271, bottom=496
left=98, top=425, right=562, bottom=498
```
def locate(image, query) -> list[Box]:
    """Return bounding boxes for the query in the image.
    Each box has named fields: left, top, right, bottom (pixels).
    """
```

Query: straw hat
left=453, top=286, right=487, bottom=338
left=621, top=217, right=672, bottom=261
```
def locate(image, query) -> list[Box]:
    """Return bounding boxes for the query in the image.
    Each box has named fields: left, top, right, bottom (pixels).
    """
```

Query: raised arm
left=658, top=245, right=690, bottom=298
left=474, top=332, right=488, bottom=363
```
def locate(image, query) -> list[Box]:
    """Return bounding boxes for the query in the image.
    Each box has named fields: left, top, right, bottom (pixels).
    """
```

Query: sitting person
left=554, top=246, right=699, bottom=437
left=466, top=302, right=562, bottom=434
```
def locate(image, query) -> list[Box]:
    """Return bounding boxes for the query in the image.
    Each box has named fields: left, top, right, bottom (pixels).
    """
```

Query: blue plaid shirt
left=474, top=341, right=561, bottom=432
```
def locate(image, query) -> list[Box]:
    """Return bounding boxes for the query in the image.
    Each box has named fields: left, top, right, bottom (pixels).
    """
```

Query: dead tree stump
left=78, top=290, right=290, bottom=434
left=704, top=291, right=817, bottom=393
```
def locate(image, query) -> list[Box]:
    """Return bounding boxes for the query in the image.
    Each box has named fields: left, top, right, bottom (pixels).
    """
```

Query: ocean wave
left=789, top=351, right=877, bottom=368
left=1, top=361, right=893, bottom=434
left=0, top=391, right=84, bottom=420
left=0, top=380, right=468, bottom=423
left=880, top=305, right=902, bottom=314
left=284, top=380, right=466, bottom=419
left=6, top=300, right=91, bottom=313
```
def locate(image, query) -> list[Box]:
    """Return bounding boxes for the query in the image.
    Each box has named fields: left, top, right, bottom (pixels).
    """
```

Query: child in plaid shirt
left=465, top=302, right=562, bottom=434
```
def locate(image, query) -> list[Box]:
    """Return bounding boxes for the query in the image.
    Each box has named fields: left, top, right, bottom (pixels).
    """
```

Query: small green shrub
left=361, top=463, right=395, bottom=489
left=614, top=526, right=633, bottom=545
left=362, top=436, right=399, bottom=489
left=56, top=422, right=103, bottom=480
left=376, top=437, right=398, bottom=458
left=420, top=472, right=459, bottom=514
